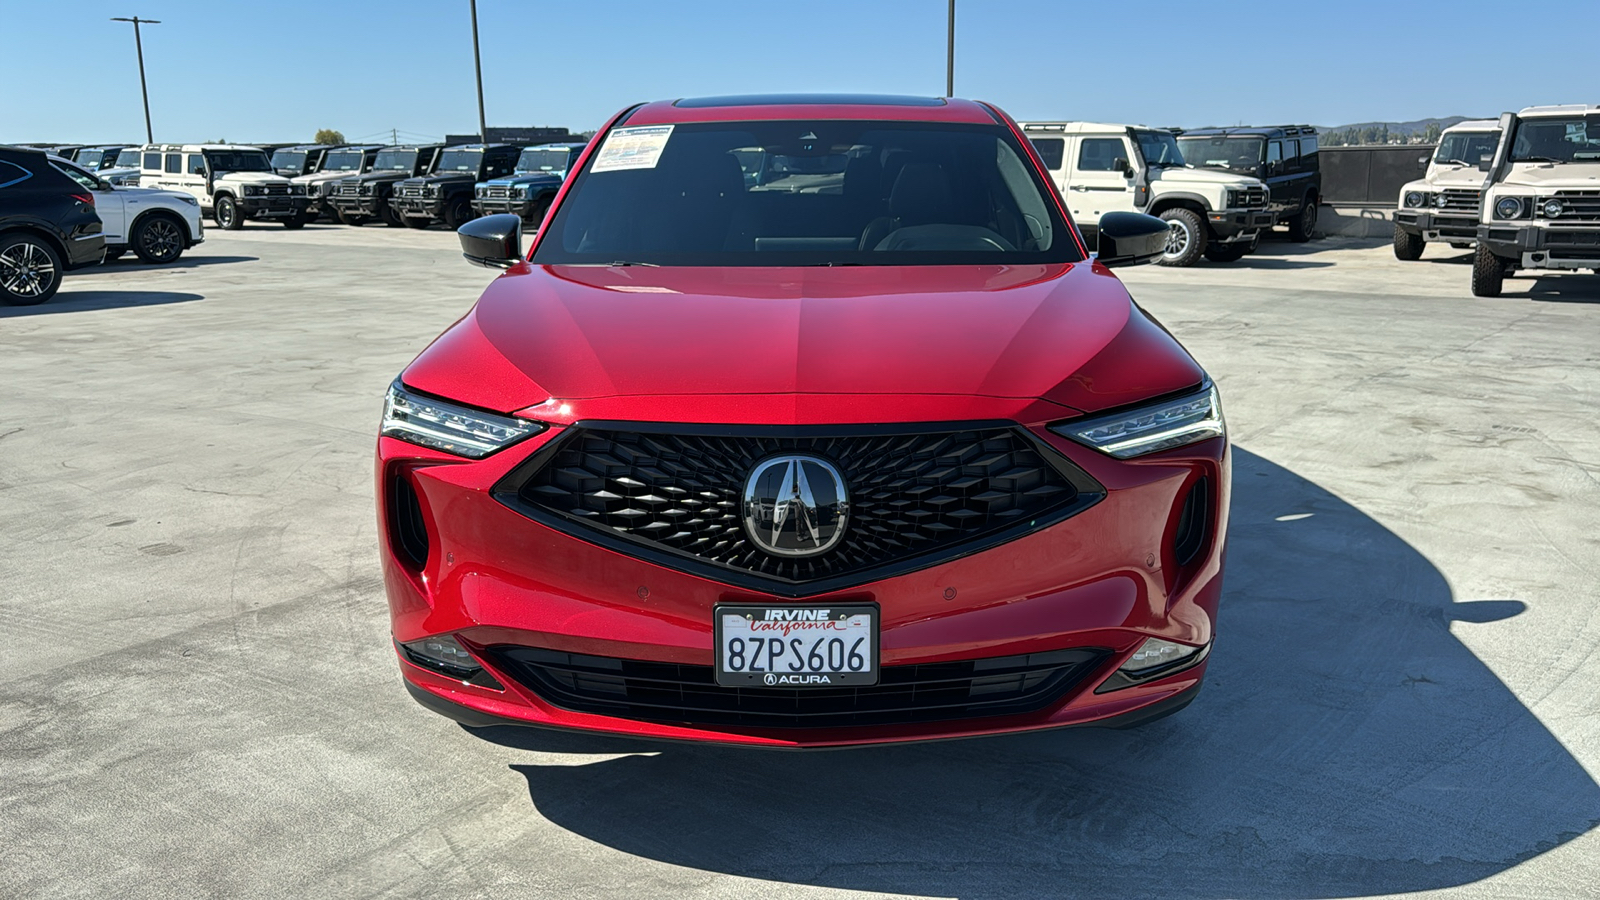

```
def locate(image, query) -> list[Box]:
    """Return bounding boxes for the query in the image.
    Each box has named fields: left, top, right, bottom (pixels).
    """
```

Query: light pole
left=945, top=0, right=955, bottom=98
left=111, top=16, right=160, bottom=144
left=469, top=0, right=487, bottom=143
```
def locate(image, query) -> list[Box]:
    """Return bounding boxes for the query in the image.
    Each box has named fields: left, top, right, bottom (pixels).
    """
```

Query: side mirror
left=1095, top=211, right=1169, bottom=268
left=1477, top=152, right=1493, bottom=172
left=1112, top=157, right=1133, bottom=178
left=458, top=213, right=523, bottom=269
left=95, top=178, right=114, bottom=191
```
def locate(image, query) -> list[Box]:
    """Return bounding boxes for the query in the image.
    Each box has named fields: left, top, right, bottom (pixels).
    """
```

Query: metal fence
left=1321, top=145, right=1437, bottom=206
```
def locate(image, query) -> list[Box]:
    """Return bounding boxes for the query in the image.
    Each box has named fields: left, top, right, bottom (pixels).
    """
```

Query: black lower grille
left=490, top=646, right=1111, bottom=729
left=495, top=422, right=1102, bottom=595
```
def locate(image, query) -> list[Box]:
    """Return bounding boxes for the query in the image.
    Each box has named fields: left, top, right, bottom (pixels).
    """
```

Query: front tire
left=214, top=195, right=243, bottom=230
left=1471, top=244, right=1507, bottom=297
left=282, top=213, right=307, bottom=230
left=0, top=234, right=63, bottom=306
left=1204, top=243, right=1248, bottom=263
left=1288, top=197, right=1318, bottom=242
left=337, top=211, right=370, bottom=226
left=1393, top=225, right=1425, bottom=261
left=402, top=216, right=431, bottom=230
left=132, top=214, right=185, bottom=264
left=381, top=202, right=404, bottom=228
left=1156, top=208, right=1207, bottom=267
left=443, top=197, right=475, bottom=230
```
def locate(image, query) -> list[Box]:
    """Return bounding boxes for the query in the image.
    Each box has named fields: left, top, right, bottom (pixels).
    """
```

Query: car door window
left=144, top=152, right=162, bottom=171
left=1077, top=138, right=1127, bottom=172
left=164, top=153, right=182, bottom=174
left=49, top=161, right=99, bottom=190
left=1267, top=141, right=1282, bottom=168
left=1030, top=137, right=1065, bottom=171
left=187, top=155, right=207, bottom=176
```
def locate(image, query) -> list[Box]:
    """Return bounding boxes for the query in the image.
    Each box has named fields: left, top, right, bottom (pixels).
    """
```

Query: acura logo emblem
left=741, top=455, right=849, bottom=558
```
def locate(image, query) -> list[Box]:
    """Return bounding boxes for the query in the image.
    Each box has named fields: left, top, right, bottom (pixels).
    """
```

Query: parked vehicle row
left=1390, top=105, right=1600, bottom=297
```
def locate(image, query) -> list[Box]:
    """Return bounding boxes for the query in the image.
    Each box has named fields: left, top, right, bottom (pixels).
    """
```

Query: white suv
left=1473, top=105, right=1600, bottom=296
left=50, top=157, right=204, bottom=264
left=1393, top=120, right=1503, bottom=260
left=137, top=144, right=310, bottom=230
left=1021, top=122, right=1275, bottom=266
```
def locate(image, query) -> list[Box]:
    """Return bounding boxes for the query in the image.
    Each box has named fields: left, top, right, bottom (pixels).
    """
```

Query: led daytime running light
left=1052, top=385, right=1224, bottom=459
left=381, top=381, right=543, bottom=459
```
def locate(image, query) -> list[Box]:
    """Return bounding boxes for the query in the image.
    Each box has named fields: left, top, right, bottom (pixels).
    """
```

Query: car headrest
left=889, top=162, right=953, bottom=224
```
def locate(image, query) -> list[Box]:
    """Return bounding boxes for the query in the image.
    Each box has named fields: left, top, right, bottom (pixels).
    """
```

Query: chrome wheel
left=1163, top=220, right=1191, bottom=259
left=140, top=219, right=182, bottom=262
left=0, top=240, right=56, bottom=298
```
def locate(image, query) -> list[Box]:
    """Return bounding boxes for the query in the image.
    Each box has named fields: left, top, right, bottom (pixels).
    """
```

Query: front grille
left=399, top=185, right=424, bottom=198
left=497, top=424, right=1101, bottom=594
left=487, top=186, right=511, bottom=199
left=1238, top=186, right=1268, bottom=208
left=489, top=646, right=1111, bottom=729
left=260, top=184, right=290, bottom=197
left=1545, top=190, right=1600, bottom=222
left=334, top=182, right=361, bottom=197
left=1439, top=188, right=1481, bottom=212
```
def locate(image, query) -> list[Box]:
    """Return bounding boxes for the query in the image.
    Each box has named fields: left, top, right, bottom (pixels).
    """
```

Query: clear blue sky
left=4, top=0, right=1595, bottom=144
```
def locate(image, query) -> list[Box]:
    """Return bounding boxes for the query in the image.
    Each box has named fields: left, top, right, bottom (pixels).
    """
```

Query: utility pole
left=112, top=16, right=160, bottom=143
left=945, top=0, right=955, bottom=98
left=470, top=0, right=487, bottom=143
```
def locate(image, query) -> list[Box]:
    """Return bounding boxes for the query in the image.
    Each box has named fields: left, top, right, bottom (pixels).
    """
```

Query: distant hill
left=1318, top=116, right=1491, bottom=146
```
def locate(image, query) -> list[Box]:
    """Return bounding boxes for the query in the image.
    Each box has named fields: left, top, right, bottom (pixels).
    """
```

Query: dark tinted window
left=373, top=149, right=417, bottom=172
left=1029, top=137, right=1065, bottom=170
left=1267, top=141, right=1283, bottom=163
left=205, top=150, right=272, bottom=172
left=50, top=161, right=99, bottom=190
left=1077, top=138, right=1126, bottom=172
left=144, top=152, right=161, bottom=170
left=1511, top=116, right=1600, bottom=162
left=534, top=120, right=1077, bottom=266
left=76, top=149, right=106, bottom=169
left=1178, top=136, right=1263, bottom=172
left=1285, top=140, right=1300, bottom=160
left=271, top=149, right=307, bottom=173
left=117, top=148, right=143, bottom=167
left=187, top=154, right=206, bottom=175
left=164, top=153, right=182, bottom=174
left=1300, top=135, right=1318, bottom=156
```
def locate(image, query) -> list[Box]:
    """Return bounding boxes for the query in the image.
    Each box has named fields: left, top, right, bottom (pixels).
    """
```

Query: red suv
left=377, top=95, right=1228, bottom=747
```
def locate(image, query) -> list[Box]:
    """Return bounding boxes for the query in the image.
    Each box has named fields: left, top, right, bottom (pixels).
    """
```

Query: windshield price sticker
left=715, top=605, right=878, bottom=688
left=591, top=125, right=674, bottom=173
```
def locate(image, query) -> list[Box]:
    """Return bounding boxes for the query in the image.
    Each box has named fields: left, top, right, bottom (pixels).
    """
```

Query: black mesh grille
left=489, top=646, right=1110, bottom=729
left=499, top=424, right=1098, bottom=592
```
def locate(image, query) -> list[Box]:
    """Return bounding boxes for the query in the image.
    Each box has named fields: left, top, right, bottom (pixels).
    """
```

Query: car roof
left=378, top=143, right=444, bottom=151
left=1175, top=125, right=1317, bottom=137
left=521, top=141, right=588, bottom=150
left=0, top=144, right=48, bottom=158
left=627, top=94, right=998, bottom=125
left=1518, top=104, right=1600, bottom=118
left=1442, top=119, right=1501, bottom=133
left=1018, top=122, right=1150, bottom=135
left=439, top=143, right=521, bottom=151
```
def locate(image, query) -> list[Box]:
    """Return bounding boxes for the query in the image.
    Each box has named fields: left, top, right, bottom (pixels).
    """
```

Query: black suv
left=390, top=143, right=522, bottom=229
left=270, top=144, right=330, bottom=179
left=1176, top=125, right=1321, bottom=241
left=0, top=145, right=105, bottom=305
left=326, top=144, right=445, bottom=227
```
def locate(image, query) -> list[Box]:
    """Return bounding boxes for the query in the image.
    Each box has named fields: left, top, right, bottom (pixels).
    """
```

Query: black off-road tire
left=214, top=195, right=243, bottom=230
left=444, top=197, right=475, bottom=230
left=525, top=197, right=554, bottom=229
left=402, top=216, right=431, bottom=230
left=1288, top=197, right=1318, bottom=242
left=131, top=214, right=186, bottom=264
left=337, top=210, right=371, bottom=226
left=282, top=213, right=307, bottom=230
left=1471, top=244, right=1507, bottom=297
left=381, top=202, right=405, bottom=228
left=1204, top=244, right=1249, bottom=263
left=0, top=234, right=64, bottom=306
left=1393, top=225, right=1425, bottom=261
left=1156, top=208, right=1207, bottom=267
left=1450, top=242, right=1472, bottom=250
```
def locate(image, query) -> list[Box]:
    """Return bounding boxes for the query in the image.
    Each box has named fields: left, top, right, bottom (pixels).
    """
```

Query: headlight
left=178, top=195, right=198, bottom=206
left=380, top=381, right=544, bottom=459
left=1404, top=191, right=1424, bottom=208
left=424, top=186, right=438, bottom=198
left=1050, top=384, right=1224, bottom=459
left=1542, top=198, right=1564, bottom=218
left=1494, top=197, right=1524, bottom=220
left=359, top=184, right=374, bottom=195
left=475, top=187, right=485, bottom=198
left=513, top=187, right=528, bottom=199
left=243, top=185, right=261, bottom=196
left=289, top=185, right=306, bottom=196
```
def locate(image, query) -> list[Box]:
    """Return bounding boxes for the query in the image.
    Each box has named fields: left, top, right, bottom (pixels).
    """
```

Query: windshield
left=321, top=150, right=366, bottom=171
left=1435, top=131, right=1500, bottom=166
left=532, top=120, right=1079, bottom=267
left=76, top=149, right=106, bottom=169
left=115, top=148, right=142, bottom=167
left=515, top=147, right=573, bottom=175
left=373, top=149, right=418, bottom=172
left=1177, top=136, right=1262, bottom=172
left=209, top=150, right=273, bottom=173
left=1510, top=116, right=1600, bottom=163
left=270, top=150, right=307, bottom=172
left=1135, top=130, right=1186, bottom=167
left=435, top=149, right=483, bottom=172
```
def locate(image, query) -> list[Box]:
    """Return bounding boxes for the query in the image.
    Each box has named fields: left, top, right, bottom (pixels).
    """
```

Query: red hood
left=402, top=261, right=1204, bottom=420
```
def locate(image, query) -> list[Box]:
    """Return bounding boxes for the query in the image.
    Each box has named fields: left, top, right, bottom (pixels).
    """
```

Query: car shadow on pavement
left=94, top=255, right=257, bottom=272
left=1522, top=276, right=1600, bottom=303
left=0, top=290, right=205, bottom=317
left=473, top=446, right=1600, bottom=899
left=1218, top=258, right=1334, bottom=270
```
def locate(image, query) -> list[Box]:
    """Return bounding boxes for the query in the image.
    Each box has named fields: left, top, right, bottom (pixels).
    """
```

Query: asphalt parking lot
left=4, top=224, right=1598, bottom=899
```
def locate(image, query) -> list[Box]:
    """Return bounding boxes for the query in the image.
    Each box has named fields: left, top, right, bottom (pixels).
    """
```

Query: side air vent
left=1172, top=477, right=1210, bottom=567
left=388, top=470, right=430, bottom=570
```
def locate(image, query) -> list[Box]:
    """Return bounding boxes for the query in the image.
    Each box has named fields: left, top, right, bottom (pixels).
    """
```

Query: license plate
left=715, top=604, right=878, bottom=687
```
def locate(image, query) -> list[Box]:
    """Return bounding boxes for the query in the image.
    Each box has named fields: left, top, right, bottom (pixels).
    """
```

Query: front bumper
left=1395, top=210, right=1480, bottom=241
left=237, top=196, right=310, bottom=218
left=472, top=196, right=538, bottom=218
left=1208, top=209, right=1274, bottom=242
left=1479, top=224, right=1600, bottom=269
left=391, top=196, right=444, bottom=219
left=378, top=410, right=1230, bottom=748
left=329, top=194, right=384, bottom=217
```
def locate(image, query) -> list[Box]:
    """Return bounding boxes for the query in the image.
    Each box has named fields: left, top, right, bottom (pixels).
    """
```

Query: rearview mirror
left=1095, top=211, right=1169, bottom=267
left=458, top=213, right=523, bottom=269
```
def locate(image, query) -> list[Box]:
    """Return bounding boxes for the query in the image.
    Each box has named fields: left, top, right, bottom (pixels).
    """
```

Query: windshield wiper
left=1515, top=156, right=1563, bottom=163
